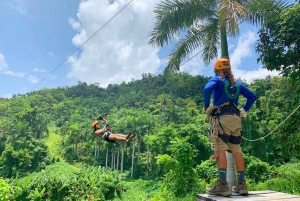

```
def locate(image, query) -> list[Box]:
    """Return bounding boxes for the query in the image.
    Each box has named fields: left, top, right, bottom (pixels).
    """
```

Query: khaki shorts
left=216, top=115, right=242, bottom=152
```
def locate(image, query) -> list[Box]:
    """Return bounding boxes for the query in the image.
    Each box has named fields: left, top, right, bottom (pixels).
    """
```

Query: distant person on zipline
left=203, top=58, right=257, bottom=197
left=92, top=116, right=133, bottom=142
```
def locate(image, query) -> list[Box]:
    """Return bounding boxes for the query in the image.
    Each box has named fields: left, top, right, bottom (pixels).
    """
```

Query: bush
left=0, top=178, right=12, bottom=201
left=254, top=163, right=300, bottom=196
left=244, top=155, right=274, bottom=183
left=195, top=160, right=218, bottom=183
left=8, top=162, right=124, bottom=200
left=157, top=138, right=202, bottom=197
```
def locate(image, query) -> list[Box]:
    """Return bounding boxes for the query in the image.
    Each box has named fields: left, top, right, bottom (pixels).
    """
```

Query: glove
left=104, top=122, right=109, bottom=127
left=240, top=108, right=247, bottom=118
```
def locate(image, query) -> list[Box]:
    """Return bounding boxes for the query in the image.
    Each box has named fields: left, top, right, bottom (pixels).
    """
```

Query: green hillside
left=0, top=73, right=299, bottom=200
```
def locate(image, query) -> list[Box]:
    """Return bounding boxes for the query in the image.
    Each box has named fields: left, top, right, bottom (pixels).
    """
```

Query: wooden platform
left=197, top=190, right=300, bottom=201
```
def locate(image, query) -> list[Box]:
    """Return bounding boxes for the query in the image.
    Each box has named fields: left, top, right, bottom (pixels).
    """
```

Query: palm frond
left=243, top=0, right=291, bottom=26
left=165, top=18, right=219, bottom=73
left=201, top=19, right=220, bottom=65
left=219, top=0, right=248, bottom=37
left=148, top=0, right=217, bottom=47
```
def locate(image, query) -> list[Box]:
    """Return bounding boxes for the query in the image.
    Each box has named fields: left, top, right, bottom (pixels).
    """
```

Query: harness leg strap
left=229, top=135, right=242, bottom=144
left=218, top=133, right=230, bottom=143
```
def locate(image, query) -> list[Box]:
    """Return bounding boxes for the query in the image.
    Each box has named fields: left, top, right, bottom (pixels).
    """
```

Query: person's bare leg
left=231, top=151, right=245, bottom=171
left=114, top=134, right=127, bottom=138
left=217, top=150, right=227, bottom=169
left=109, top=134, right=127, bottom=141
left=217, top=150, right=228, bottom=181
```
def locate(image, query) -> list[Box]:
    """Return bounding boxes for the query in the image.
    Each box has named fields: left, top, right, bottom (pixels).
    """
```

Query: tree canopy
left=256, top=3, right=300, bottom=82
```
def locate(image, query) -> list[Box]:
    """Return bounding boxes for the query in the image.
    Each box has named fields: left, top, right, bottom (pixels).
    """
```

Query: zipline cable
left=242, top=103, right=300, bottom=142
left=31, top=0, right=135, bottom=92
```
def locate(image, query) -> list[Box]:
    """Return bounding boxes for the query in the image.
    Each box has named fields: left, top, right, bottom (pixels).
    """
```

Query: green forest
left=0, top=73, right=299, bottom=200
left=1, top=1, right=300, bottom=201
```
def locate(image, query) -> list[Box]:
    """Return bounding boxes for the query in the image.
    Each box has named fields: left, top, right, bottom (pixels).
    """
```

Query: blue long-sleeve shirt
left=203, top=76, right=257, bottom=112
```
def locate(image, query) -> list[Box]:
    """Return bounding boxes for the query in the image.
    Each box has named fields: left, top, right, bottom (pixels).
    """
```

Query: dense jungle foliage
left=0, top=72, right=299, bottom=200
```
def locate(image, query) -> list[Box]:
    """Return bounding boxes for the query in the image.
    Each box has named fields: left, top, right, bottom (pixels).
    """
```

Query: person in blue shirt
left=203, top=58, right=257, bottom=197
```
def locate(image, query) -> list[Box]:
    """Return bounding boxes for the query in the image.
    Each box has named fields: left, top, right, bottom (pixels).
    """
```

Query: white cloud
left=3, top=93, right=13, bottom=99
left=233, top=68, right=280, bottom=83
left=66, top=0, right=279, bottom=87
left=0, top=53, right=8, bottom=70
left=47, top=52, right=54, bottom=58
left=0, top=53, right=25, bottom=77
left=229, top=31, right=280, bottom=83
left=33, top=68, right=47, bottom=73
left=8, top=0, right=27, bottom=15
left=4, top=70, right=25, bottom=77
left=69, top=18, right=82, bottom=32
left=27, top=75, right=39, bottom=84
left=230, top=31, right=257, bottom=69
left=67, top=0, right=161, bottom=87
left=47, top=74, right=57, bottom=80
left=180, top=53, right=207, bottom=76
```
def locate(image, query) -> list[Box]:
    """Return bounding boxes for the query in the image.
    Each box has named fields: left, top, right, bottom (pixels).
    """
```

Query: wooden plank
left=197, top=190, right=300, bottom=201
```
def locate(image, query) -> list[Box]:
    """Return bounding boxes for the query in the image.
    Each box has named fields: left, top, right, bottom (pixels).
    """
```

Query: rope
left=209, top=116, right=219, bottom=160
left=242, top=103, right=300, bottom=142
left=203, top=108, right=219, bottom=160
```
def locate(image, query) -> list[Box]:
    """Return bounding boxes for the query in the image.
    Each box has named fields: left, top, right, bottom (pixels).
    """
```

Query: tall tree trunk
left=75, top=142, right=78, bottom=156
left=146, top=146, right=150, bottom=169
left=106, top=148, right=108, bottom=168
left=220, top=26, right=229, bottom=59
left=39, top=131, right=43, bottom=140
left=94, top=140, right=97, bottom=157
left=111, top=147, right=114, bottom=169
left=114, top=147, right=116, bottom=170
left=117, top=146, right=120, bottom=170
left=131, top=140, right=135, bottom=178
left=97, top=139, right=101, bottom=157
left=94, top=139, right=99, bottom=157
left=137, top=135, right=141, bottom=163
left=220, top=25, right=236, bottom=187
left=121, top=142, right=124, bottom=173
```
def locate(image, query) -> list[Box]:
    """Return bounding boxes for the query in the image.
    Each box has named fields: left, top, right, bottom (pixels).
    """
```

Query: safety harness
left=103, top=128, right=116, bottom=143
left=208, top=101, right=242, bottom=160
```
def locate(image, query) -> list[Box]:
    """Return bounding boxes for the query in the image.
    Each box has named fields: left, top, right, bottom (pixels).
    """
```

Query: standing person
left=92, top=120, right=133, bottom=142
left=203, top=58, right=257, bottom=196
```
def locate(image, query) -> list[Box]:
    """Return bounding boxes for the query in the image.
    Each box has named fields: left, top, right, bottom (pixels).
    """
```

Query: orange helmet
left=92, top=121, right=99, bottom=128
left=214, top=58, right=231, bottom=70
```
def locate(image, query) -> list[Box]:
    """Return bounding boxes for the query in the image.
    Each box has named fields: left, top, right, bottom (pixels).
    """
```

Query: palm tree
left=114, top=117, right=129, bottom=173
left=149, top=0, right=288, bottom=72
left=161, top=104, right=185, bottom=124
left=141, top=114, right=157, bottom=170
left=34, top=112, right=49, bottom=140
left=69, top=123, right=81, bottom=156
left=128, top=117, right=138, bottom=178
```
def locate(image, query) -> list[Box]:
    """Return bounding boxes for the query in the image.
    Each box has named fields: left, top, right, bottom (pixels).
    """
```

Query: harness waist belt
left=212, top=101, right=240, bottom=116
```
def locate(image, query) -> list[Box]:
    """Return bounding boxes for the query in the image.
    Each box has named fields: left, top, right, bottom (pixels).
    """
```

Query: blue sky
left=0, top=0, right=284, bottom=98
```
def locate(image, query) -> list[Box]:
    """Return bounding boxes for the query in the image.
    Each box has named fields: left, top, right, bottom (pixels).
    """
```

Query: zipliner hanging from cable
left=92, top=113, right=133, bottom=143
